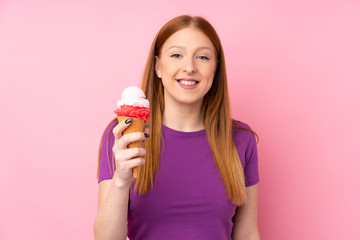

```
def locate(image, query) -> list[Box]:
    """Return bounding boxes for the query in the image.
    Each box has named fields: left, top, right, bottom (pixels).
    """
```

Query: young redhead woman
left=94, top=15, right=260, bottom=240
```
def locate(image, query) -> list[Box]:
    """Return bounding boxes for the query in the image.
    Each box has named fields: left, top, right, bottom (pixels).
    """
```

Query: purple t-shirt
left=98, top=120, right=260, bottom=240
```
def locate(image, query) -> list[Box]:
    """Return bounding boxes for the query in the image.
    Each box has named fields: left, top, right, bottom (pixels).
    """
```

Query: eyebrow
left=167, top=45, right=213, bottom=52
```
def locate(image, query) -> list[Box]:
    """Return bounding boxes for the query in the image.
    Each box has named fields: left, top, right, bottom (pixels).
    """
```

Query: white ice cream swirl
left=117, top=86, right=150, bottom=108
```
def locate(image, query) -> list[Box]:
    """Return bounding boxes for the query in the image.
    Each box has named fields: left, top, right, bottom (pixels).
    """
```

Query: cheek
left=206, top=79, right=214, bottom=90
left=203, top=67, right=216, bottom=81
left=161, top=61, right=178, bottom=75
left=201, top=62, right=216, bottom=75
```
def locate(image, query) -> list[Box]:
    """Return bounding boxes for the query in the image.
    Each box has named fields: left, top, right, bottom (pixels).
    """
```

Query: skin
left=94, top=122, right=149, bottom=240
left=94, top=26, right=260, bottom=240
left=232, top=184, right=260, bottom=240
left=155, top=26, right=217, bottom=132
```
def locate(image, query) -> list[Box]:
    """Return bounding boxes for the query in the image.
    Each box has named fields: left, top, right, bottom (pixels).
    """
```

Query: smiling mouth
left=176, top=79, right=199, bottom=86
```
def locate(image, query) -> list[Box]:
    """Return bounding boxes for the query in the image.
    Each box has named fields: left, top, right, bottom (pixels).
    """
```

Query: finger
left=112, top=118, right=133, bottom=140
left=117, top=157, right=145, bottom=172
left=114, top=147, right=146, bottom=161
left=118, top=132, right=147, bottom=149
left=112, top=123, right=122, bottom=140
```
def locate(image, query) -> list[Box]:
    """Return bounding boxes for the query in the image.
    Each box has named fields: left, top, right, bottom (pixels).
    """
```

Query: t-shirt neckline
left=161, top=124, right=206, bottom=136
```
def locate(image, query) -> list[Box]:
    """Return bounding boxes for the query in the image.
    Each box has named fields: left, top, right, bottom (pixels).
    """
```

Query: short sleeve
left=98, top=119, right=118, bottom=183
left=244, top=130, right=260, bottom=187
left=232, top=121, right=260, bottom=187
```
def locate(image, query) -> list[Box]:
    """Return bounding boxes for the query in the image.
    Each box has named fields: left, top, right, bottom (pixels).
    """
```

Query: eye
left=170, top=53, right=181, bottom=58
left=198, top=56, right=209, bottom=60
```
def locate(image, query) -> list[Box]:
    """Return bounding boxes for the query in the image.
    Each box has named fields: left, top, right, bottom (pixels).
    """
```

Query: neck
left=162, top=100, right=204, bottom=132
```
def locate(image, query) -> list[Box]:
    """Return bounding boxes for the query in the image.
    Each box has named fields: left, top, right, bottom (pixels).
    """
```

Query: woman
left=94, top=15, right=260, bottom=240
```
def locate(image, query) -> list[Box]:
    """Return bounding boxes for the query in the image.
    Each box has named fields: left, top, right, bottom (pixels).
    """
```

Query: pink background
left=1, top=0, right=359, bottom=239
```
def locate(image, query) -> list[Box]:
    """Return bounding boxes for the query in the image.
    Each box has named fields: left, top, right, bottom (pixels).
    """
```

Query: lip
left=176, top=78, right=199, bottom=82
left=176, top=78, right=199, bottom=90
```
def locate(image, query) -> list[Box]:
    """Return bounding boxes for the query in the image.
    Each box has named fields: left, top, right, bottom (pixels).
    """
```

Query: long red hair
left=97, top=15, right=259, bottom=206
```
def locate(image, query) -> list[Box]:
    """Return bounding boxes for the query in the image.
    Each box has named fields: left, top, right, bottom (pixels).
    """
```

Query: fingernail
left=144, top=133, right=150, bottom=138
left=125, top=118, right=133, bottom=124
left=145, top=124, right=150, bottom=128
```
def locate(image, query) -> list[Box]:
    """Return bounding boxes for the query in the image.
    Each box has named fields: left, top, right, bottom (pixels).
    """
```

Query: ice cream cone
left=115, top=86, right=150, bottom=178
left=117, top=116, right=146, bottom=178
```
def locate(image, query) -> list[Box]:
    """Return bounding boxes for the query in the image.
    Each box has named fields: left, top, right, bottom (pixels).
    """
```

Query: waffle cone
left=117, top=116, right=147, bottom=178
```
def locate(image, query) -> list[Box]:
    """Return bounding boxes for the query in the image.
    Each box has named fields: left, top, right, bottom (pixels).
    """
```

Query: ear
left=154, top=56, right=162, bottom=78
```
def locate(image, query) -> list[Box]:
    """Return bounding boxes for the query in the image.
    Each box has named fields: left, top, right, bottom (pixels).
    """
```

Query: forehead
left=162, top=27, right=215, bottom=53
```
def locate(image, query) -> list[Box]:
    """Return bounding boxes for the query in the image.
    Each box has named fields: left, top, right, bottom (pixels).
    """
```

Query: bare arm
left=94, top=119, right=148, bottom=240
left=94, top=177, right=131, bottom=240
left=232, top=184, right=260, bottom=240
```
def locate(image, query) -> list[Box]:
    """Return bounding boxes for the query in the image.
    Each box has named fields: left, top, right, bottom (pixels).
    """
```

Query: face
left=155, top=26, right=217, bottom=108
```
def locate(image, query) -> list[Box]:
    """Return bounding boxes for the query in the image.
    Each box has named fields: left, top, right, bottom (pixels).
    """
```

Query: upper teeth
left=179, top=80, right=196, bottom=85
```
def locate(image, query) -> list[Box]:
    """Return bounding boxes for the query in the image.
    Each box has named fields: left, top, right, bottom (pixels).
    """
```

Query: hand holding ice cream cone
left=114, top=86, right=150, bottom=178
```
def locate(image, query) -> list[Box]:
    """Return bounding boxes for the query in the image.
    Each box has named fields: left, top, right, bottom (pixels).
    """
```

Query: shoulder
left=98, top=118, right=118, bottom=183
left=102, top=118, right=118, bottom=138
left=232, top=119, right=252, bottom=131
left=232, top=119, right=258, bottom=147
left=98, top=118, right=119, bottom=158
left=232, top=119, right=254, bottom=138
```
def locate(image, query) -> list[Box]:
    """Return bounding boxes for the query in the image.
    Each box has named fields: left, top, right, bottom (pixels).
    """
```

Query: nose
left=183, top=58, right=197, bottom=73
